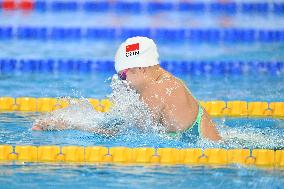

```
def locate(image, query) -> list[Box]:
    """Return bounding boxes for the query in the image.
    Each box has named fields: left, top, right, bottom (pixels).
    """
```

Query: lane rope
left=0, top=59, right=283, bottom=75
left=1, top=26, right=284, bottom=42
left=0, top=145, right=283, bottom=167
left=0, top=97, right=283, bottom=118
left=1, top=0, right=284, bottom=15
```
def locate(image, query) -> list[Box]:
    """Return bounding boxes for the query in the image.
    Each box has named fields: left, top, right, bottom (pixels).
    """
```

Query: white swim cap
left=114, top=36, right=159, bottom=73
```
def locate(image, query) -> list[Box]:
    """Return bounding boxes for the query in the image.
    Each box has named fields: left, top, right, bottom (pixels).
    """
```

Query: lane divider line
left=0, top=59, right=283, bottom=75
left=0, top=145, right=283, bottom=167
left=1, top=1, right=284, bottom=15
left=1, top=26, right=284, bottom=42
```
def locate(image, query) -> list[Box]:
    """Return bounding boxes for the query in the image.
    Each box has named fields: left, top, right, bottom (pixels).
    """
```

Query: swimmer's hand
left=32, top=119, right=68, bottom=131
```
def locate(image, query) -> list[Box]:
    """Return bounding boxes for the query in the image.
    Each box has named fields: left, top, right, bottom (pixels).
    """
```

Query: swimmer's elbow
left=31, top=125, right=43, bottom=131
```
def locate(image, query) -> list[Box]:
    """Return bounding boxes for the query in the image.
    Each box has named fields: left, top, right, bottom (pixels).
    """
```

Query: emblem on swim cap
left=114, top=36, right=159, bottom=73
left=126, top=43, right=140, bottom=57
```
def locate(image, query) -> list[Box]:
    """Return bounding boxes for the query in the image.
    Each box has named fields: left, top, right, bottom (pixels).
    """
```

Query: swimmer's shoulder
left=143, top=73, right=184, bottom=99
left=156, top=74, right=185, bottom=93
left=151, top=75, right=186, bottom=103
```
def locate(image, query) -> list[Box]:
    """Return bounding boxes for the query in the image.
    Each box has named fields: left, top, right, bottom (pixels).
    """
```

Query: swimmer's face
left=119, top=68, right=146, bottom=89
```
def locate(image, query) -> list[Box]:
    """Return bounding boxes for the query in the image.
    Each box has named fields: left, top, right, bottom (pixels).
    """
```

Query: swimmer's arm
left=200, top=108, right=222, bottom=141
left=32, top=118, right=69, bottom=131
left=32, top=119, right=118, bottom=136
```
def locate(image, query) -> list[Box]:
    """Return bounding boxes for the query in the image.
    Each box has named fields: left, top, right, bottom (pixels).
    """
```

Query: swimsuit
left=166, top=103, right=203, bottom=143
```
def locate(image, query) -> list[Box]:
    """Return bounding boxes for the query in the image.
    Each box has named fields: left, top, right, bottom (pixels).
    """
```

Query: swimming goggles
left=118, top=69, right=128, bottom=80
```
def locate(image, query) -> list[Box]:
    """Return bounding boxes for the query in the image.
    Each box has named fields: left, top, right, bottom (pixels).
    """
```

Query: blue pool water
left=0, top=164, right=283, bottom=189
left=1, top=1, right=284, bottom=189
left=0, top=72, right=283, bottom=101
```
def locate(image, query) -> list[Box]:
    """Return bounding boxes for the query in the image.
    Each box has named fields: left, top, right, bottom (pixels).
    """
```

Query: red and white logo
left=126, top=43, right=140, bottom=57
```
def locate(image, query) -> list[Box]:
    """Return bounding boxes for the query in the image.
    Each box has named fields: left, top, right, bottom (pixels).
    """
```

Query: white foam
left=34, top=75, right=163, bottom=136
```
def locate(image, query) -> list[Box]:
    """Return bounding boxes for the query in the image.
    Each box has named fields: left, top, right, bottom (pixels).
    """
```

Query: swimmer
left=114, top=36, right=221, bottom=141
left=32, top=36, right=221, bottom=141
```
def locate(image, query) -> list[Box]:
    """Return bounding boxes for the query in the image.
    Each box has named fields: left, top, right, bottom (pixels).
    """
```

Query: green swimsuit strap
left=192, top=102, right=203, bottom=136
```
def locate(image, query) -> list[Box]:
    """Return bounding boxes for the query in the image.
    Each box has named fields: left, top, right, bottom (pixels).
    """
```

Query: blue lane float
left=33, top=1, right=47, bottom=12
left=83, top=1, right=110, bottom=12
left=0, top=27, right=13, bottom=39
left=274, top=3, right=284, bottom=13
left=0, top=59, right=283, bottom=75
left=209, top=2, right=237, bottom=14
left=50, top=1, right=79, bottom=12
left=241, top=3, right=269, bottom=13
left=1, top=1, right=284, bottom=15
left=114, top=2, right=141, bottom=13
left=85, top=28, right=116, bottom=39
left=178, top=2, right=205, bottom=12
left=1, top=26, right=284, bottom=42
left=147, top=2, right=174, bottom=12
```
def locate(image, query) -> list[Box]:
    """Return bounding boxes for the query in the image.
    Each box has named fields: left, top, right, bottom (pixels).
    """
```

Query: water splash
left=195, top=119, right=284, bottom=149
left=33, top=75, right=284, bottom=149
left=218, top=124, right=284, bottom=149
left=33, top=75, right=164, bottom=143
